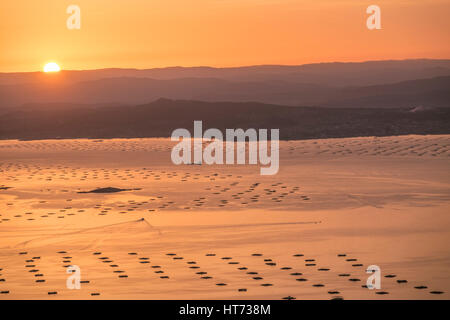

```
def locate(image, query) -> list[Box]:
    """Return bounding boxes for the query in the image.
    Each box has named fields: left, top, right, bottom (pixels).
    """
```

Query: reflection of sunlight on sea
left=0, top=136, right=449, bottom=299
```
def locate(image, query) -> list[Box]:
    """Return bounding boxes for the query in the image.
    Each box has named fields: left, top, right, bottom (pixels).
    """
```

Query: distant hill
left=0, top=59, right=449, bottom=108
left=0, top=73, right=448, bottom=108
left=0, top=99, right=448, bottom=140
left=321, top=76, right=450, bottom=107
left=1, top=59, right=449, bottom=86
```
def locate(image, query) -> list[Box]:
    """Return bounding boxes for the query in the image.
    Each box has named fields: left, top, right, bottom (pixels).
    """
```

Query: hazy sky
left=1, top=0, right=449, bottom=72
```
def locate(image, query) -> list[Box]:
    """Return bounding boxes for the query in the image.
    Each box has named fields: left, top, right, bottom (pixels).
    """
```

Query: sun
left=43, top=62, right=61, bottom=72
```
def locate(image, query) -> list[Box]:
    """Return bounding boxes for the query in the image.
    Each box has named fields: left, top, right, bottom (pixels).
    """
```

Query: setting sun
left=43, top=62, right=61, bottom=72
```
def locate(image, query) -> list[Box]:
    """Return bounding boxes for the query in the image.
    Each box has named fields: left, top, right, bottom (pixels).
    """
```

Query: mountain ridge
left=1, top=99, right=448, bottom=140
left=0, top=74, right=448, bottom=108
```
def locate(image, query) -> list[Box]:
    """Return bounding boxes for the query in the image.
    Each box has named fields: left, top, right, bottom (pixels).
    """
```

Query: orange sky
left=1, top=0, right=449, bottom=72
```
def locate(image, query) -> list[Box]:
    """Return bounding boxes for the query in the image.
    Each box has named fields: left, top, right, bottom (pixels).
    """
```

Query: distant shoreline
left=0, top=133, right=448, bottom=143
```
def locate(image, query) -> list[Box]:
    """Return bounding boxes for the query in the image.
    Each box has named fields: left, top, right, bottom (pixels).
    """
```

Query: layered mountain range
left=0, top=59, right=449, bottom=140
left=0, top=59, right=449, bottom=108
